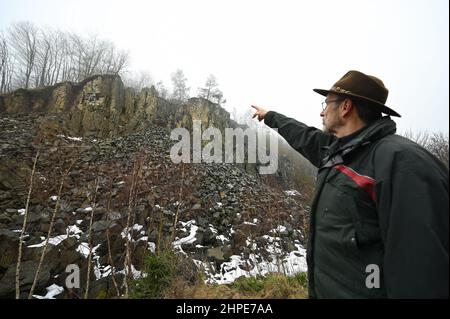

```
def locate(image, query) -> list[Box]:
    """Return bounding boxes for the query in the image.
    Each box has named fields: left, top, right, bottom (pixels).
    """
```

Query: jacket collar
left=321, top=116, right=397, bottom=168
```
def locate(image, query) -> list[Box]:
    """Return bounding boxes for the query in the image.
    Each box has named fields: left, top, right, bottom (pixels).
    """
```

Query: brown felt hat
left=313, top=70, right=401, bottom=117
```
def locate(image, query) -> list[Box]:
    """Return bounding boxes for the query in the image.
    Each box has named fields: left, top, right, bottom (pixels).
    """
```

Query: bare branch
left=15, top=150, right=39, bottom=299
left=84, top=177, right=100, bottom=299
left=28, top=158, right=74, bottom=299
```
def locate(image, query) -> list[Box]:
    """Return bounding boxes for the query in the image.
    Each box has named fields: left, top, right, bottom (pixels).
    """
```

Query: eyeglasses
left=321, top=98, right=344, bottom=111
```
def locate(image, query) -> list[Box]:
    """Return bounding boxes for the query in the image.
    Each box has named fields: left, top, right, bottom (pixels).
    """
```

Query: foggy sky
left=1, top=0, right=448, bottom=133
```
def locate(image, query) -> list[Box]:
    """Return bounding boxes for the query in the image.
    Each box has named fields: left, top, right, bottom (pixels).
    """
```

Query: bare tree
left=60, top=31, right=76, bottom=82
left=83, top=35, right=102, bottom=79
left=400, top=130, right=449, bottom=168
left=34, top=28, right=53, bottom=87
left=401, top=129, right=430, bottom=147
left=8, top=22, right=38, bottom=89
left=1, top=22, right=130, bottom=91
left=48, top=30, right=65, bottom=85
left=102, top=46, right=128, bottom=75
left=123, top=70, right=154, bottom=92
left=0, top=32, right=13, bottom=93
left=170, top=69, right=190, bottom=103
left=428, top=132, right=449, bottom=168
left=72, top=35, right=128, bottom=80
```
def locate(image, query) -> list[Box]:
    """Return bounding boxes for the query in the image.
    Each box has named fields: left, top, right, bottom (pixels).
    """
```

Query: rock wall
left=0, top=75, right=310, bottom=190
left=67, top=75, right=125, bottom=138
left=0, top=75, right=233, bottom=139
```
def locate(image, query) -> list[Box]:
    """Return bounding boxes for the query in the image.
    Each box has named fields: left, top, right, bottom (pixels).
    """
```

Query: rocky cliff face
left=0, top=74, right=232, bottom=139
left=0, top=75, right=125, bottom=138
left=0, top=75, right=309, bottom=299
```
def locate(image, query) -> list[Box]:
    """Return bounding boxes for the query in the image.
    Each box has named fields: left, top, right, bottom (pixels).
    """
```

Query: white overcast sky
left=1, top=0, right=448, bottom=133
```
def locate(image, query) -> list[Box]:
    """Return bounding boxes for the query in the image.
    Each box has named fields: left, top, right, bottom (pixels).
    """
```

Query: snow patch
left=196, top=233, right=307, bottom=284
left=28, top=235, right=68, bottom=248
left=216, top=235, right=229, bottom=243
left=117, top=264, right=143, bottom=279
left=209, top=224, right=218, bottom=234
left=270, top=225, right=287, bottom=234
left=57, top=134, right=82, bottom=142
left=147, top=242, right=156, bottom=253
left=173, top=220, right=198, bottom=251
left=32, top=284, right=64, bottom=299
left=284, top=190, right=301, bottom=196
left=121, top=224, right=144, bottom=240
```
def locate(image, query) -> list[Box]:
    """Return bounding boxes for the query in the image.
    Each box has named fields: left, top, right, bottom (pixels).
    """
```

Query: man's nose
left=320, top=110, right=324, bottom=117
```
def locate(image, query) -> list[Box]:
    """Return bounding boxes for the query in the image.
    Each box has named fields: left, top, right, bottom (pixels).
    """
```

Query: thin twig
left=84, top=176, right=100, bottom=299
left=171, top=163, right=185, bottom=243
left=105, top=176, right=120, bottom=297
left=156, top=209, right=163, bottom=257
left=28, top=159, right=74, bottom=299
left=123, top=159, right=139, bottom=298
left=16, top=150, right=39, bottom=299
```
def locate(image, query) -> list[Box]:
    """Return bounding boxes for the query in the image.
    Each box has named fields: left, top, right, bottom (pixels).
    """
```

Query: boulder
left=0, top=260, right=51, bottom=298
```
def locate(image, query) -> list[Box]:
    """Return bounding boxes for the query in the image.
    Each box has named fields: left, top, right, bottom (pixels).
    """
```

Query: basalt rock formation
left=0, top=74, right=232, bottom=138
left=0, top=75, right=309, bottom=299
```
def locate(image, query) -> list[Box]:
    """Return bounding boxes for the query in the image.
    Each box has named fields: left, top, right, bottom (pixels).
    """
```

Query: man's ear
left=340, top=98, right=354, bottom=118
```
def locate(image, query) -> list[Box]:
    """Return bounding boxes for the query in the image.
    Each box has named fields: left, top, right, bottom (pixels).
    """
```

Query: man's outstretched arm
left=252, top=105, right=335, bottom=168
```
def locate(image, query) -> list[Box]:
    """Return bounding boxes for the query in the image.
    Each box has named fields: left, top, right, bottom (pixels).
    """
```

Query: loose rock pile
left=0, top=110, right=309, bottom=298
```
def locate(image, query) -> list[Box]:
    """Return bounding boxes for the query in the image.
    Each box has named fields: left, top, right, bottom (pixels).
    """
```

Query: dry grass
left=164, top=273, right=308, bottom=299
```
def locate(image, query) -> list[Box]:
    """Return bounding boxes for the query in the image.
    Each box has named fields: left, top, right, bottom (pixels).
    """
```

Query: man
left=252, top=70, right=448, bottom=298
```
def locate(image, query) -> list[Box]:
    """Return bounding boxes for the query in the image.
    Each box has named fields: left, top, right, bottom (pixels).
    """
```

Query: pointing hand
left=251, top=105, right=269, bottom=122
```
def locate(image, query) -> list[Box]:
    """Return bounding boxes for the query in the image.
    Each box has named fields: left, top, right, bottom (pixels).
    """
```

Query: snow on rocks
left=173, top=220, right=198, bottom=252
left=56, top=134, right=83, bottom=142
left=284, top=190, right=301, bottom=196
left=197, top=228, right=307, bottom=285
left=28, top=235, right=68, bottom=248
left=32, top=284, right=64, bottom=299
left=117, top=264, right=143, bottom=279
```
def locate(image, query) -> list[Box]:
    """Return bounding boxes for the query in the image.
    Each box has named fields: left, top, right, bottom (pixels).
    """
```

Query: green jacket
left=264, top=111, right=449, bottom=298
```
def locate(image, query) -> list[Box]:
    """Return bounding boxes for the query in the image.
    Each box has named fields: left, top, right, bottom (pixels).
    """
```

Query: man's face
left=321, top=94, right=345, bottom=135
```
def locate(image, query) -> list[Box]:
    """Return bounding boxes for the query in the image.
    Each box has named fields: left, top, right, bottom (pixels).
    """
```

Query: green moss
left=231, top=276, right=265, bottom=293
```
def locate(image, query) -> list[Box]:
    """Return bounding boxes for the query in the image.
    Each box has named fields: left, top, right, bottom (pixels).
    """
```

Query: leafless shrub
left=84, top=177, right=100, bottom=299
left=171, top=163, right=185, bottom=243
left=105, top=176, right=121, bottom=297
left=400, top=130, right=449, bottom=168
left=28, top=158, right=75, bottom=298
left=122, top=152, right=146, bottom=297
left=15, top=150, right=39, bottom=299
left=427, top=132, right=449, bottom=168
